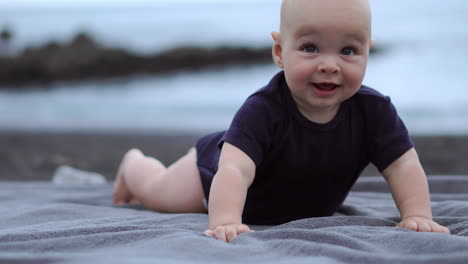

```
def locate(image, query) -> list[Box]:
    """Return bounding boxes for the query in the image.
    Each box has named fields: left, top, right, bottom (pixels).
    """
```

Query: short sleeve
left=367, top=96, right=414, bottom=172
left=219, top=96, right=276, bottom=167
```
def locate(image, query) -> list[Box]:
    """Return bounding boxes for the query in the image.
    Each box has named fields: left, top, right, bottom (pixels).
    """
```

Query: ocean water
left=0, top=0, right=467, bottom=135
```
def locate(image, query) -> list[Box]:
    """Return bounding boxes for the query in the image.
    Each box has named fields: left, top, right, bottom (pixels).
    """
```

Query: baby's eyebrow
left=292, top=25, right=369, bottom=43
left=293, top=25, right=321, bottom=38
left=333, top=34, right=367, bottom=47
left=343, top=32, right=370, bottom=44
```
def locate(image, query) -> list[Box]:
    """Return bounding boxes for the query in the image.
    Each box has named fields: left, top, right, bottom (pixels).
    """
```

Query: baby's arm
left=203, top=142, right=256, bottom=242
left=382, top=148, right=450, bottom=234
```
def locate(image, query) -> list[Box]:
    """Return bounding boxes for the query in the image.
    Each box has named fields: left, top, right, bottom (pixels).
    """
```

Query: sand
left=1, top=131, right=467, bottom=181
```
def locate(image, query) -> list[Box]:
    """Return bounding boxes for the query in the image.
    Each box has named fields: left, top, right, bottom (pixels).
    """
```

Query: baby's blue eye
left=303, top=44, right=318, bottom=53
left=341, top=47, right=356, bottom=56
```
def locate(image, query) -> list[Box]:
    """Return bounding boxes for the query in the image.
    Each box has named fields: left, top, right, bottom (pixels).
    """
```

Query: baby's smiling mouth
left=313, top=83, right=340, bottom=90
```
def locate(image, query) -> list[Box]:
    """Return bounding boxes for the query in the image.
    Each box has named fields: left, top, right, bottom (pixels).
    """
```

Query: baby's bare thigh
left=162, top=147, right=206, bottom=212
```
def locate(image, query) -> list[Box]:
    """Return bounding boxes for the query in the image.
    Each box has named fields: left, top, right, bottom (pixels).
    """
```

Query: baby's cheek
left=344, top=65, right=366, bottom=88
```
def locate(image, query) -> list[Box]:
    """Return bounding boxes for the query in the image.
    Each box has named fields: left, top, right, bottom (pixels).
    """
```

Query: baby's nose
left=318, top=57, right=340, bottom=73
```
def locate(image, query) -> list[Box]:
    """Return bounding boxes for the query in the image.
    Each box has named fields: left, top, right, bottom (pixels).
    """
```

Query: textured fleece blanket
left=1, top=176, right=468, bottom=264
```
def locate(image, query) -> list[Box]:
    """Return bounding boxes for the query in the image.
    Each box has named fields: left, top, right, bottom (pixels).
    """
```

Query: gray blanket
left=1, top=176, right=468, bottom=264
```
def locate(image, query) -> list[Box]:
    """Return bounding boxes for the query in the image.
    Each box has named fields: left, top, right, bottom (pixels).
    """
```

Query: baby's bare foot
left=113, top=149, right=143, bottom=205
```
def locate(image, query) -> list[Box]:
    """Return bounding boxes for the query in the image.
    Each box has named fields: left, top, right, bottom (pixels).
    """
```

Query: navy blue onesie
left=196, top=71, right=413, bottom=225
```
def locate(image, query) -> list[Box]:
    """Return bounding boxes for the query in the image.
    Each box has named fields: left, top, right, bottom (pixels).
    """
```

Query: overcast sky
left=2, top=0, right=263, bottom=6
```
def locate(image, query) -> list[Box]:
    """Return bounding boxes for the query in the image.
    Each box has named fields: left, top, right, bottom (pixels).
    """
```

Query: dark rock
left=0, top=32, right=385, bottom=88
left=0, top=32, right=273, bottom=88
left=0, top=27, right=12, bottom=41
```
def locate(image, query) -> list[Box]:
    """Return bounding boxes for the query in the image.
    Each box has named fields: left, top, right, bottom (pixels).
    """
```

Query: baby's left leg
left=113, top=148, right=207, bottom=213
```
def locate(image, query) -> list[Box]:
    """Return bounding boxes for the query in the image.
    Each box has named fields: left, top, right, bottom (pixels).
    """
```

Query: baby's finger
left=214, top=226, right=227, bottom=242
left=398, top=220, right=417, bottom=231
left=428, top=221, right=442, bottom=233
left=416, top=221, right=431, bottom=232
left=225, top=225, right=237, bottom=242
left=441, top=225, right=451, bottom=234
left=236, top=225, right=252, bottom=235
left=431, top=222, right=451, bottom=234
left=203, top=229, right=215, bottom=237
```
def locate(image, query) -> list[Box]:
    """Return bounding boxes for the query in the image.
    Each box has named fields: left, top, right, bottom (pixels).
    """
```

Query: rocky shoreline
left=0, top=32, right=386, bottom=88
left=1, top=131, right=467, bottom=181
left=0, top=33, right=273, bottom=87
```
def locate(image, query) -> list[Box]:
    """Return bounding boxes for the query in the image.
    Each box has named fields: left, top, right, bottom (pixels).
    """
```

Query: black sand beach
left=1, top=131, right=467, bottom=181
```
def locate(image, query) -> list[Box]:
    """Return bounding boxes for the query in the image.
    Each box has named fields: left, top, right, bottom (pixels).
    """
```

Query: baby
left=113, top=0, right=450, bottom=242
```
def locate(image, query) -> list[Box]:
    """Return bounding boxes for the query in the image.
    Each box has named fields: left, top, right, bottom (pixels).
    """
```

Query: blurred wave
left=0, top=0, right=467, bottom=134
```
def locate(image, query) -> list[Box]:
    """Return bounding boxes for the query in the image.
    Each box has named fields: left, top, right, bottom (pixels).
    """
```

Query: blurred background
left=0, top=0, right=467, bottom=180
left=0, top=0, right=467, bottom=134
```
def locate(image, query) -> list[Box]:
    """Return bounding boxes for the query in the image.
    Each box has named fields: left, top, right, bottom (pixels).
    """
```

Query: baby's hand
left=397, top=216, right=450, bottom=234
left=204, top=224, right=253, bottom=242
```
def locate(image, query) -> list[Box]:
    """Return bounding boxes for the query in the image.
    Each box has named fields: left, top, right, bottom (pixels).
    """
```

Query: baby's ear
left=271, top=31, right=284, bottom=69
left=370, top=39, right=375, bottom=49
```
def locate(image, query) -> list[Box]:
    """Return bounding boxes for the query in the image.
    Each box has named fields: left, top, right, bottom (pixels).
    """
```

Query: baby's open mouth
left=313, top=83, right=339, bottom=90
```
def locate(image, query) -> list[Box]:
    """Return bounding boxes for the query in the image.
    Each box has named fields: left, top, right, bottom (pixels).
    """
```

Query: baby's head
left=272, top=0, right=374, bottom=121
